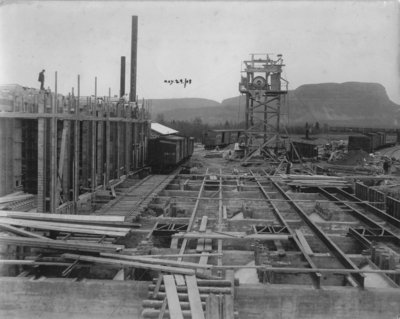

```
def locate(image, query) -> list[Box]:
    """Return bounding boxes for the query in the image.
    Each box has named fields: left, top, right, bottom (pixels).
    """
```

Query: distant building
left=150, top=122, right=179, bottom=138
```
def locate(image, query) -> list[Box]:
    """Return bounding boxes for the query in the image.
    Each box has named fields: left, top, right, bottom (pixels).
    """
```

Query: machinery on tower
left=239, top=53, right=288, bottom=163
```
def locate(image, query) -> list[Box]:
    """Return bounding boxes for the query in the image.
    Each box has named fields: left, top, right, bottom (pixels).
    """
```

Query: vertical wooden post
left=91, top=77, right=97, bottom=192
left=97, top=100, right=104, bottom=189
left=116, top=104, right=122, bottom=178
left=125, top=106, right=132, bottom=174
left=50, top=72, right=58, bottom=213
left=105, top=102, right=111, bottom=187
left=73, top=75, right=80, bottom=213
left=37, top=93, right=47, bottom=212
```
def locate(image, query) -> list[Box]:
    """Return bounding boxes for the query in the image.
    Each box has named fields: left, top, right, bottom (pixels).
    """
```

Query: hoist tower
left=239, top=53, right=288, bottom=163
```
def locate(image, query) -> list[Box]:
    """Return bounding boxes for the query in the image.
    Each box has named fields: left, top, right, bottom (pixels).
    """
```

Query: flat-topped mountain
left=150, top=82, right=400, bottom=127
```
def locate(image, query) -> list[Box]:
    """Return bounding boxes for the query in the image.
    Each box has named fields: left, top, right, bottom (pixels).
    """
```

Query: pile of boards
left=0, top=210, right=138, bottom=253
left=280, top=174, right=351, bottom=188
left=0, top=192, right=36, bottom=211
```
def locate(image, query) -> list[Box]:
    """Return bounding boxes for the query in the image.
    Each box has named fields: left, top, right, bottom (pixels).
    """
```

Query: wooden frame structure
left=0, top=83, right=150, bottom=214
left=239, top=53, right=288, bottom=162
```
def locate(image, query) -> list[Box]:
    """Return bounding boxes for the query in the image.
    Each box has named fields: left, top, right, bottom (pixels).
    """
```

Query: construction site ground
left=1, top=142, right=400, bottom=319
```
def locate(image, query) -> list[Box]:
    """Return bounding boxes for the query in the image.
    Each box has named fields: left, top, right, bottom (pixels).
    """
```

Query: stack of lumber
left=318, top=163, right=381, bottom=176
left=279, top=174, right=351, bottom=188
left=141, top=274, right=237, bottom=318
left=0, top=192, right=36, bottom=211
left=0, top=210, right=140, bottom=253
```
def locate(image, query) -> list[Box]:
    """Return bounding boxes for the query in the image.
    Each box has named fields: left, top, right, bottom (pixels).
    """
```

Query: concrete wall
left=236, top=284, right=400, bottom=319
left=0, top=277, right=149, bottom=319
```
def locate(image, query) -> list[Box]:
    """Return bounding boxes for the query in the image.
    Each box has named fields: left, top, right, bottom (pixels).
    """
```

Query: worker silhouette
left=38, top=69, right=45, bottom=91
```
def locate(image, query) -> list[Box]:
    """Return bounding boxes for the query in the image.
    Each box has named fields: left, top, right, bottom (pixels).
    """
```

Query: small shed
left=150, top=122, right=179, bottom=138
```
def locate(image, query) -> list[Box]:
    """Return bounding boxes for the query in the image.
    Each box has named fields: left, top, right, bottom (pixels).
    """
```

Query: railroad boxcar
left=148, top=135, right=194, bottom=172
left=376, top=132, right=386, bottom=147
left=203, top=129, right=244, bottom=149
left=385, top=132, right=397, bottom=146
left=348, top=135, right=373, bottom=153
left=289, top=141, right=318, bottom=161
left=365, top=133, right=380, bottom=152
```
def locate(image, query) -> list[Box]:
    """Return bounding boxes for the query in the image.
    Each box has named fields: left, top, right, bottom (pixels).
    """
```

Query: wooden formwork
left=0, top=85, right=151, bottom=213
left=355, top=182, right=388, bottom=212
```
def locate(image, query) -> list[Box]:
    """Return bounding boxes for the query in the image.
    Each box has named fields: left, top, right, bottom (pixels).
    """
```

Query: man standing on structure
left=38, top=69, right=45, bottom=91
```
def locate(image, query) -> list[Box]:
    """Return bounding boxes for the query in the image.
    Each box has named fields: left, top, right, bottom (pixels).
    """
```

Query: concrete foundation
left=236, top=284, right=400, bottom=319
left=0, top=277, right=149, bottom=319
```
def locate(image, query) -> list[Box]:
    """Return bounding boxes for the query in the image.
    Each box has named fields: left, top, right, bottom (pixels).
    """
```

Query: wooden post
left=125, top=106, right=132, bottom=173
left=105, top=103, right=111, bottom=187
left=91, top=77, right=97, bottom=192
left=37, top=94, right=47, bottom=212
left=50, top=72, right=58, bottom=213
left=97, top=101, right=104, bottom=189
left=73, top=75, right=80, bottom=213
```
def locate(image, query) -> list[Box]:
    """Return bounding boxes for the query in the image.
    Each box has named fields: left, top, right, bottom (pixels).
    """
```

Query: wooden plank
left=199, top=216, right=208, bottom=232
left=63, top=254, right=195, bottom=275
left=0, top=218, right=128, bottom=237
left=174, top=274, right=186, bottom=286
left=0, top=210, right=126, bottom=222
left=174, top=232, right=291, bottom=240
left=153, top=273, right=163, bottom=298
left=0, top=223, right=51, bottom=240
left=0, top=236, right=124, bottom=253
left=223, top=295, right=234, bottom=319
left=163, top=275, right=184, bottom=319
left=158, top=297, right=168, bottom=319
left=295, top=230, right=314, bottom=256
left=100, top=253, right=212, bottom=270
left=113, top=268, right=125, bottom=280
left=199, top=252, right=209, bottom=265
left=185, top=275, right=205, bottom=319
left=206, top=293, right=219, bottom=319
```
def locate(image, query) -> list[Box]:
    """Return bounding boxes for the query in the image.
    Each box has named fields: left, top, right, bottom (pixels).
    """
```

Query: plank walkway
left=97, top=174, right=176, bottom=222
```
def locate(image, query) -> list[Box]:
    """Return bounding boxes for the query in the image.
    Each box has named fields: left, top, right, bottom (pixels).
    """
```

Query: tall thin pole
left=91, top=77, right=97, bottom=193
left=73, top=75, right=80, bottom=212
left=50, top=71, right=58, bottom=213
left=120, top=56, right=126, bottom=98
left=130, top=16, right=138, bottom=102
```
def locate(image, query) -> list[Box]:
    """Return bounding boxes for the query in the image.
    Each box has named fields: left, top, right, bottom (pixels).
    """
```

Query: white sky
left=0, top=1, right=399, bottom=103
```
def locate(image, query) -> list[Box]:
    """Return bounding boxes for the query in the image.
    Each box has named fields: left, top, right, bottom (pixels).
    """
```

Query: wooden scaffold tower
left=239, top=53, right=288, bottom=164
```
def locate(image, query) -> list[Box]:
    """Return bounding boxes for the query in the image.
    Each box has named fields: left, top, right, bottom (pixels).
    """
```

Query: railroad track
left=317, top=187, right=400, bottom=253
left=379, top=145, right=400, bottom=159
left=250, top=169, right=366, bottom=288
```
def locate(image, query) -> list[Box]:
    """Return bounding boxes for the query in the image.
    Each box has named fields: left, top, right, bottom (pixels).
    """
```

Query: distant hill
left=150, top=82, right=400, bottom=127
left=149, top=98, right=219, bottom=114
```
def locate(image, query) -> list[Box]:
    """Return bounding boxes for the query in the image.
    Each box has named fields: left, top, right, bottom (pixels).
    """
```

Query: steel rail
left=261, top=171, right=365, bottom=288
left=318, top=187, right=400, bottom=247
left=250, top=169, right=323, bottom=288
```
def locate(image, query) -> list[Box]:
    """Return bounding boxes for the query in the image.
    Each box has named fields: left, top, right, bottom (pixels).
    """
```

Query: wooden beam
left=100, top=253, right=213, bottom=270
left=173, top=232, right=291, bottom=241
left=63, top=254, right=195, bottom=275
left=113, top=268, right=125, bottom=280
left=163, top=275, right=184, bottom=319
left=294, top=230, right=314, bottom=256
left=0, top=236, right=124, bottom=253
left=158, top=297, right=168, bottom=319
left=185, top=275, right=205, bottom=319
left=223, top=295, right=234, bottom=319
left=0, top=223, right=50, bottom=240
left=37, top=101, right=47, bottom=213
left=206, top=293, right=219, bottom=319
left=153, top=273, right=163, bottom=298
left=50, top=84, right=58, bottom=213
